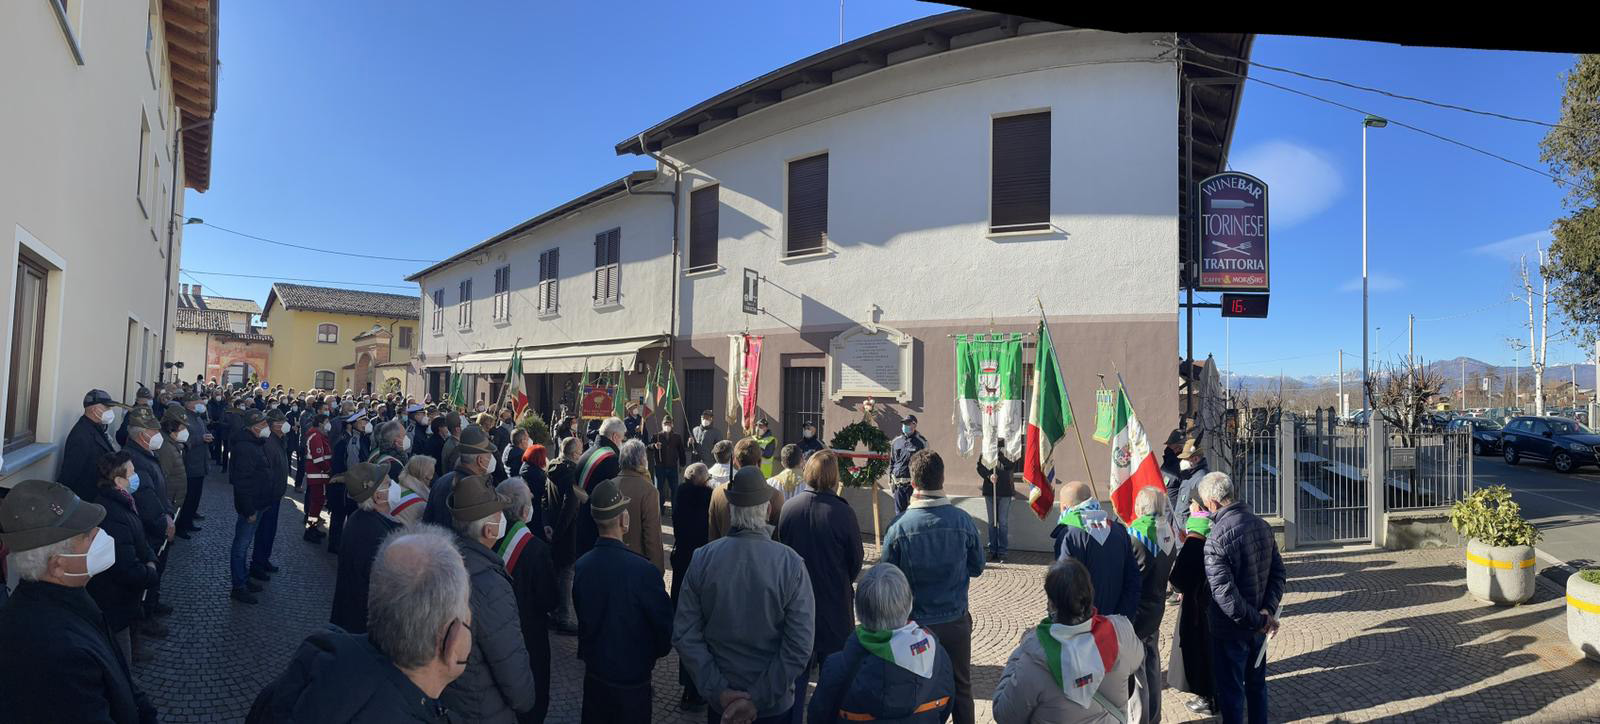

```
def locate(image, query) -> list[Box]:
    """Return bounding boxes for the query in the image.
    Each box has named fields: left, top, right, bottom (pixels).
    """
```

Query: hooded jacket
left=247, top=627, right=451, bottom=723
left=991, top=614, right=1143, bottom=724
left=807, top=625, right=954, bottom=724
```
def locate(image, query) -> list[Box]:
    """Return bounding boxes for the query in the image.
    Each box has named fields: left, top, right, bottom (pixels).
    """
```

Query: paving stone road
left=134, top=470, right=1600, bottom=723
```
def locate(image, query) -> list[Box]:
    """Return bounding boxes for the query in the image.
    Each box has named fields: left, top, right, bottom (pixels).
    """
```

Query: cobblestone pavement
left=136, top=474, right=1600, bottom=722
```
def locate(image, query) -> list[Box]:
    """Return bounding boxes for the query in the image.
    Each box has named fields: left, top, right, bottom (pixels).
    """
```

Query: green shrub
left=1449, top=485, right=1541, bottom=547
left=1580, top=569, right=1600, bottom=586
left=516, top=412, right=553, bottom=448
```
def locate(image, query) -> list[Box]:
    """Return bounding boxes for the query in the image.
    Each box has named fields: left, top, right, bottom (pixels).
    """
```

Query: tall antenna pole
left=838, top=0, right=844, bottom=44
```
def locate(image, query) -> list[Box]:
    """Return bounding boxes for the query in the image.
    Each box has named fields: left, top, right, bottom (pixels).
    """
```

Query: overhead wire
left=193, top=222, right=442, bottom=264
left=182, top=268, right=414, bottom=290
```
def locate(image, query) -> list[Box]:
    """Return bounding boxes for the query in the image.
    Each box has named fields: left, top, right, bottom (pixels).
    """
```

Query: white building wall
left=416, top=186, right=676, bottom=362
left=1, top=0, right=191, bottom=484
left=663, top=30, right=1178, bottom=335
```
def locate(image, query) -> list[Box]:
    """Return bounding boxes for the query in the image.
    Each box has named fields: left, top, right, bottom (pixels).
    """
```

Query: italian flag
left=505, top=347, right=528, bottom=418
left=1022, top=322, right=1073, bottom=519
left=1105, top=385, right=1164, bottom=524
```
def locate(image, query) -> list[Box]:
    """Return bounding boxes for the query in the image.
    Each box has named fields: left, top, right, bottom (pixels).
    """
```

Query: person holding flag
left=1102, top=379, right=1167, bottom=525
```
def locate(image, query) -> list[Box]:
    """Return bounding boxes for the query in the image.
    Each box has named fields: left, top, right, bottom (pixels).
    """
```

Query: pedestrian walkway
left=134, top=474, right=1600, bottom=722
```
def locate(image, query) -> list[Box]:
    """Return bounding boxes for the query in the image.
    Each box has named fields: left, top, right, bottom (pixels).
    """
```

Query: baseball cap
left=83, top=389, right=128, bottom=409
left=0, top=480, right=106, bottom=554
left=903, top=414, right=918, bottom=424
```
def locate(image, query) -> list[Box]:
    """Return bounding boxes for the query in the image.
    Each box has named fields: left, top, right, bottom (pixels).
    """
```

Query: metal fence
left=1385, top=429, right=1473, bottom=510
left=1232, top=431, right=1282, bottom=517
left=1294, top=422, right=1372, bottom=544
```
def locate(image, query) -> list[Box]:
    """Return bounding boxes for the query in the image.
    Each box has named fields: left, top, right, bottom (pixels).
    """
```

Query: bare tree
left=1517, top=250, right=1565, bottom=416
left=1364, top=356, right=1448, bottom=441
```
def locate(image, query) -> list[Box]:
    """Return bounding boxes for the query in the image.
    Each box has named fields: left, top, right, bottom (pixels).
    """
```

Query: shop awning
left=449, top=336, right=666, bottom=376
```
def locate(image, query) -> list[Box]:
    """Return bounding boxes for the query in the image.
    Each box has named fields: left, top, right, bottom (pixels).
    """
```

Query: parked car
left=1500, top=416, right=1599, bottom=473
left=1449, top=417, right=1503, bottom=456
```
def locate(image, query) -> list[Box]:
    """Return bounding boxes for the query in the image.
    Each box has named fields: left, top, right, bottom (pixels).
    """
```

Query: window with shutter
left=431, top=289, right=444, bottom=334
left=689, top=185, right=719, bottom=270
left=538, top=248, right=560, bottom=315
left=593, top=228, right=621, bottom=305
left=457, top=278, right=473, bottom=329
left=990, top=111, right=1051, bottom=233
left=493, top=265, right=511, bottom=322
left=786, top=153, right=829, bottom=255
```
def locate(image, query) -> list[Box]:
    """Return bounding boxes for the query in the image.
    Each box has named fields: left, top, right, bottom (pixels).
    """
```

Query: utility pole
left=1338, top=349, right=1345, bottom=417
left=1461, top=359, right=1466, bottom=410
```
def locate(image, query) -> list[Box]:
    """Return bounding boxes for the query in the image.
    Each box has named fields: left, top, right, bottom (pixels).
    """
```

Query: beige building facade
left=1, top=0, right=218, bottom=486
left=260, top=283, right=420, bottom=393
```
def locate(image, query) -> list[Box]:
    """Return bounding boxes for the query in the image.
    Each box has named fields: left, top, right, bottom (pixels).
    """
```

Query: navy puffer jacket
left=1202, top=500, right=1286, bottom=638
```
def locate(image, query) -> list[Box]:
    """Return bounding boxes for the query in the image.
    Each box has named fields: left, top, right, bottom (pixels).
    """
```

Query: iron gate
left=1294, top=423, right=1371, bottom=544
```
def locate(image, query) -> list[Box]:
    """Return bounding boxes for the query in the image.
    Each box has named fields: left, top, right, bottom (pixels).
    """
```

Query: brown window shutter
left=991, top=111, right=1051, bottom=232
left=786, top=153, right=828, bottom=255
left=689, top=185, right=719, bottom=269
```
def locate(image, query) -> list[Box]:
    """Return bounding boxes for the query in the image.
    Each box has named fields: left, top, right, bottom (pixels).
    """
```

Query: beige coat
left=992, top=614, right=1143, bottom=724
left=615, top=467, right=664, bottom=572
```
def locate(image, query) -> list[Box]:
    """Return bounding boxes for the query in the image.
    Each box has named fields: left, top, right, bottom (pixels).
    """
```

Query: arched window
left=314, top=370, right=335, bottom=389
left=316, top=323, right=338, bottom=343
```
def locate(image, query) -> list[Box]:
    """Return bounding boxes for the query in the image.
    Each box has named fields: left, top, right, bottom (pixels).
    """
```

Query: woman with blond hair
left=391, top=454, right=435, bottom=525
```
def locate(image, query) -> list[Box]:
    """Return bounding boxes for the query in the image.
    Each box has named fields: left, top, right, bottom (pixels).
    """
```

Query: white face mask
left=803, top=429, right=814, bottom=438
left=98, top=409, right=116, bottom=426
left=321, top=423, right=332, bottom=433
left=662, top=425, right=673, bottom=434
left=146, top=433, right=164, bottom=451
left=60, top=529, right=116, bottom=579
left=175, top=429, right=190, bottom=444
left=386, top=480, right=405, bottom=510
left=484, top=454, right=497, bottom=476
left=194, top=403, right=206, bottom=414
left=1179, top=459, right=1194, bottom=471
left=278, top=422, right=291, bottom=434
left=256, top=425, right=271, bottom=439
left=401, top=435, right=413, bottom=452
left=487, top=511, right=507, bottom=540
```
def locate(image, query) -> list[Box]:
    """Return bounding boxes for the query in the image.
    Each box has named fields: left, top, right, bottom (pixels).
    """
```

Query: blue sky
left=179, top=2, right=1593, bottom=376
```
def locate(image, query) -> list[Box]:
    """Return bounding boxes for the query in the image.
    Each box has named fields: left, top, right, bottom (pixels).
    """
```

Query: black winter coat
left=504, top=523, right=558, bottom=668
left=776, top=489, right=864, bottom=665
left=231, top=427, right=273, bottom=516
left=329, top=510, right=400, bottom=634
left=572, top=538, right=673, bottom=686
left=544, top=460, right=582, bottom=568
left=440, top=537, right=536, bottom=723
left=1130, top=523, right=1177, bottom=640
left=978, top=452, right=1016, bottom=499
left=574, top=437, right=621, bottom=558
left=87, top=487, right=160, bottom=632
left=183, top=407, right=212, bottom=477
left=808, top=630, right=955, bottom=724
left=1167, top=532, right=1214, bottom=698
left=58, top=415, right=116, bottom=502
left=248, top=626, right=452, bottom=723
left=669, top=482, right=713, bottom=600
left=422, top=466, right=472, bottom=529
left=265, top=434, right=291, bottom=503
left=1203, top=501, right=1286, bottom=639
left=0, top=582, right=157, bottom=724
left=126, top=444, right=172, bottom=547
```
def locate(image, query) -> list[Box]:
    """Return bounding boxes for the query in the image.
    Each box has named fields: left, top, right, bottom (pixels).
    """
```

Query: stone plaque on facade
left=829, top=322, right=913, bottom=402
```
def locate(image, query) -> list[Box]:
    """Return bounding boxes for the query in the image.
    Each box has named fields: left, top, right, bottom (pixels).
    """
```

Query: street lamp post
left=1362, top=115, right=1387, bottom=411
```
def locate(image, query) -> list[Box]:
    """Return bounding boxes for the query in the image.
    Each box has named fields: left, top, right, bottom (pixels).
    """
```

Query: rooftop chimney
left=191, top=284, right=201, bottom=297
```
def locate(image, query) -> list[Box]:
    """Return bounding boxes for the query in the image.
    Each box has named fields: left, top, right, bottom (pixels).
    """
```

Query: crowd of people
left=0, top=378, right=1286, bottom=724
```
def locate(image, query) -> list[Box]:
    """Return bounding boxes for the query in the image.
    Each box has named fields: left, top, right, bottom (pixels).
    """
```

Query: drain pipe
left=625, top=134, right=684, bottom=414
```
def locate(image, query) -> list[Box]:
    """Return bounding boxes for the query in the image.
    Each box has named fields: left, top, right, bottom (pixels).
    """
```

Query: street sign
left=1198, top=172, right=1270, bottom=291
left=742, top=268, right=760, bottom=315
left=1391, top=447, right=1416, bottom=470
left=1220, top=293, right=1270, bottom=318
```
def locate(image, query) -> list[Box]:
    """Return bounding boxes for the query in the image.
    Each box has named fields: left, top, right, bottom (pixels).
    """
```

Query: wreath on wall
left=829, top=398, right=892, bottom=488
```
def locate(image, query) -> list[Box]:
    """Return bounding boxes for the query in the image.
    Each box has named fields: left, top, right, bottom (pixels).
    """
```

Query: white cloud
left=1339, top=274, right=1404, bottom=293
left=1472, top=229, right=1551, bottom=261
left=1228, top=140, right=1344, bottom=229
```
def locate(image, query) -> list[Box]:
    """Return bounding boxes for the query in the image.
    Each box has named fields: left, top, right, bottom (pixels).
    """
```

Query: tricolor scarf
left=390, top=487, right=425, bottom=517
left=855, top=623, right=937, bottom=679
left=496, top=521, right=534, bottom=571
left=1058, top=499, right=1113, bottom=545
left=578, top=447, right=616, bottom=493
left=1035, top=615, right=1119, bottom=709
left=1185, top=510, right=1213, bottom=539
left=1128, top=514, right=1176, bottom=557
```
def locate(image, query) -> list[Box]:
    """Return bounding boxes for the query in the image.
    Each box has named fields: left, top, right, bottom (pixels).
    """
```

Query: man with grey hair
left=496, top=477, right=558, bottom=724
left=1128, top=486, right=1178, bottom=723
left=0, top=480, right=159, bottom=723
left=573, top=479, right=673, bottom=722
left=807, top=564, right=954, bottom=723
left=573, top=416, right=625, bottom=558
left=442, top=474, right=537, bottom=723
left=249, top=524, right=471, bottom=722
left=675, top=467, right=815, bottom=723
left=615, top=438, right=665, bottom=572
left=1199, top=471, right=1285, bottom=724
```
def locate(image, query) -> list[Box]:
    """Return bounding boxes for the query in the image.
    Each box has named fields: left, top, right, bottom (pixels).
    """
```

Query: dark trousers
left=582, top=672, right=652, bottom=724
left=1210, top=634, right=1268, bottom=724
left=707, top=704, right=792, bottom=724
left=251, top=498, right=280, bottom=572
left=230, top=510, right=263, bottom=589
left=653, top=464, right=678, bottom=514
left=892, top=481, right=913, bottom=515
left=176, top=475, right=206, bottom=532
left=529, top=628, right=551, bottom=724
left=210, top=427, right=225, bottom=465
left=326, top=484, right=349, bottom=551
left=143, top=538, right=169, bottom=614
left=926, top=612, right=974, bottom=724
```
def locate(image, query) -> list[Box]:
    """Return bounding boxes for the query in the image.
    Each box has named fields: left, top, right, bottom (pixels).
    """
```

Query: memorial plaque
left=829, top=323, right=913, bottom=402
left=1391, top=447, right=1416, bottom=470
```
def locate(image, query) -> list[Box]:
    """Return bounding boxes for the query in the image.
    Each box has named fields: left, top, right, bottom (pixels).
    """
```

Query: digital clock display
left=1221, top=293, right=1269, bottom=318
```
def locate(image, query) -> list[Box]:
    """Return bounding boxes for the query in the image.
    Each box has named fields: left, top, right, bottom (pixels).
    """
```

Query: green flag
left=448, top=367, right=465, bottom=411
left=663, top=360, right=680, bottom=419
left=954, top=333, right=1023, bottom=467
left=614, top=363, right=629, bottom=419
left=1092, top=388, right=1118, bottom=443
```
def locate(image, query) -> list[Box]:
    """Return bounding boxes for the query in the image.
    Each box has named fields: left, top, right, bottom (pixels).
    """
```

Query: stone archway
left=356, top=353, right=377, bottom=395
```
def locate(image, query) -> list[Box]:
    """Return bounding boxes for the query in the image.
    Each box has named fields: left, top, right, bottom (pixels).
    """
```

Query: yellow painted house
left=261, top=283, right=420, bottom=392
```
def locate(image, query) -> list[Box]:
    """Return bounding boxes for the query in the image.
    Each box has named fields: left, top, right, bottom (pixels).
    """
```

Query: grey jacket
left=673, top=527, right=815, bottom=718
left=440, top=536, right=536, bottom=723
left=182, top=407, right=211, bottom=477
left=992, top=614, right=1143, bottom=724
left=690, top=424, right=722, bottom=467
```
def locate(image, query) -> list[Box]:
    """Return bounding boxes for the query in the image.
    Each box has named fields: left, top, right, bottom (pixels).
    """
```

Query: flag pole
left=1037, top=298, right=1099, bottom=500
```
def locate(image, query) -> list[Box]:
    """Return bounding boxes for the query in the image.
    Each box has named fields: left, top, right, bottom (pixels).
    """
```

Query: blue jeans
left=1210, top=634, right=1268, bottom=724
left=251, top=499, right=280, bottom=573
left=654, top=465, right=679, bottom=514
left=230, top=510, right=262, bottom=589
left=986, top=495, right=1011, bottom=557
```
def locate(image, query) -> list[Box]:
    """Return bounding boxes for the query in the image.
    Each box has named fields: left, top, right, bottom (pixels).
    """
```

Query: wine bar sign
left=1197, top=172, right=1269, bottom=292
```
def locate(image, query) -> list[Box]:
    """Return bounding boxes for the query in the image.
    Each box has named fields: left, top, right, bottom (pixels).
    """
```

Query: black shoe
left=327, top=545, right=340, bottom=556
left=680, top=689, right=706, bottom=711
left=249, top=569, right=271, bottom=582
left=132, top=642, right=155, bottom=663
left=986, top=551, right=997, bottom=562
left=176, top=530, right=193, bottom=540
left=150, top=603, right=174, bottom=617
left=1187, top=697, right=1216, bottom=715
left=193, top=513, right=207, bottom=521
left=138, top=620, right=169, bottom=638
left=553, top=622, right=578, bottom=636
left=231, top=587, right=259, bottom=604
left=245, top=580, right=265, bottom=593
left=261, top=561, right=280, bottom=573
left=996, top=555, right=1007, bottom=563
left=303, top=527, right=321, bottom=542
left=184, top=525, right=202, bottom=534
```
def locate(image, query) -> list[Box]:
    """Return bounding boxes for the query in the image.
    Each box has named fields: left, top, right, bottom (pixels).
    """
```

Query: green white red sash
left=578, top=447, right=615, bottom=492
left=391, top=487, right=425, bottom=517
left=497, top=521, right=533, bottom=571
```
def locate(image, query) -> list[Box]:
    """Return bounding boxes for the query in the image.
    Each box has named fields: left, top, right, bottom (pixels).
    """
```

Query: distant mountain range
left=1225, top=356, right=1597, bottom=393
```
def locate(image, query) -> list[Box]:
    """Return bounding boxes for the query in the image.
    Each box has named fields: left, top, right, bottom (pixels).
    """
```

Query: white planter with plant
left=1450, top=486, right=1540, bottom=606
left=1568, top=569, right=1600, bottom=661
